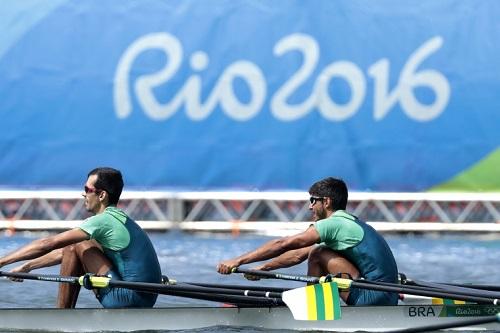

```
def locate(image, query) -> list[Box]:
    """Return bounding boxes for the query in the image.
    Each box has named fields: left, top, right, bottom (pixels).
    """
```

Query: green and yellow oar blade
left=432, top=297, right=469, bottom=305
left=282, top=282, right=342, bottom=321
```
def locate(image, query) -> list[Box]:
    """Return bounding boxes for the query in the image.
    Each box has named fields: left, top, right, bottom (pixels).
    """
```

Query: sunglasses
left=309, top=196, right=324, bottom=205
left=84, top=185, right=102, bottom=194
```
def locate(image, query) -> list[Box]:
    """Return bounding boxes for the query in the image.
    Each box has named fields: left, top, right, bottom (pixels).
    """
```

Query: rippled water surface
left=0, top=231, right=499, bottom=331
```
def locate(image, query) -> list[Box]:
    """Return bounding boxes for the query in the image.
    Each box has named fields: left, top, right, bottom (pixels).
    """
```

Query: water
left=0, top=231, right=499, bottom=331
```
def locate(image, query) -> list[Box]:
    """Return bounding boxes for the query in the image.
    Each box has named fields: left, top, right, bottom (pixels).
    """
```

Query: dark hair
left=308, top=177, right=348, bottom=210
left=88, top=167, right=124, bottom=205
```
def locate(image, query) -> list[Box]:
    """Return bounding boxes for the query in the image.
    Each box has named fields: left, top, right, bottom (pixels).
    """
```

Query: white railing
left=0, top=190, right=499, bottom=233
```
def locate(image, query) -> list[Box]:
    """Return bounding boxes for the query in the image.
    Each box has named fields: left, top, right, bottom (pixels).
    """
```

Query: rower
left=217, top=177, right=399, bottom=306
left=0, top=167, right=162, bottom=308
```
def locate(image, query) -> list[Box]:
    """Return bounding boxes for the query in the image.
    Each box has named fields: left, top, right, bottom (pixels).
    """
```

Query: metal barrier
left=0, top=191, right=498, bottom=232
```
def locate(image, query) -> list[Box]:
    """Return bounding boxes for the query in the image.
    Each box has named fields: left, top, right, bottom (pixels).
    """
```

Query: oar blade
left=282, top=282, right=342, bottom=321
left=431, top=298, right=471, bottom=305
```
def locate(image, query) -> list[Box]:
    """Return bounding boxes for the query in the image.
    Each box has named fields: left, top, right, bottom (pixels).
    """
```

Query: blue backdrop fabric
left=1, top=1, right=499, bottom=191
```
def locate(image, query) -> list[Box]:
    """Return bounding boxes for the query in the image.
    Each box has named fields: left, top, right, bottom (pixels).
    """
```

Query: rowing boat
left=0, top=303, right=498, bottom=332
left=1, top=270, right=499, bottom=332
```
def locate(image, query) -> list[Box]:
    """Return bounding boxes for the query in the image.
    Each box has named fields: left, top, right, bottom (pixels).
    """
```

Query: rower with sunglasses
left=0, top=167, right=162, bottom=308
left=217, top=177, right=398, bottom=306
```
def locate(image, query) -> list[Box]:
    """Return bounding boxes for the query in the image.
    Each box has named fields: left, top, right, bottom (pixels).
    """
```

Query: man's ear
left=98, top=190, right=108, bottom=204
left=324, top=197, right=333, bottom=209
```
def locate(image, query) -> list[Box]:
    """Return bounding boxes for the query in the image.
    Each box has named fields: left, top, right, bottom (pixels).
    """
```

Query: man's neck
left=94, top=204, right=109, bottom=215
left=326, top=209, right=336, bottom=218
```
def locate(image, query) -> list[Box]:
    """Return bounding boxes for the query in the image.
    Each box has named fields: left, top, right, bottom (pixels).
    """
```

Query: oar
left=120, top=280, right=284, bottom=299
left=155, top=289, right=282, bottom=306
left=185, top=282, right=290, bottom=293
left=400, top=274, right=500, bottom=293
left=402, top=279, right=500, bottom=297
left=362, top=278, right=500, bottom=300
left=384, top=313, right=500, bottom=333
left=444, top=283, right=500, bottom=292
left=232, top=268, right=500, bottom=305
left=0, top=271, right=284, bottom=306
left=233, top=268, right=324, bottom=283
left=0, top=270, right=333, bottom=320
left=163, top=275, right=290, bottom=292
left=0, top=271, right=80, bottom=284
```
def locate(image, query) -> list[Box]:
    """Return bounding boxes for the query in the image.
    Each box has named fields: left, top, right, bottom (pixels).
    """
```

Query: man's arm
left=8, top=249, right=64, bottom=282
left=243, top=246, right=313, bottom=280
left=13, top=248, right=64, bottom=271
left=255, top=246, right=313, bottom=271
left=217, top=226, right=320, bottom=274
left=0, top=228, right=89, bottom=268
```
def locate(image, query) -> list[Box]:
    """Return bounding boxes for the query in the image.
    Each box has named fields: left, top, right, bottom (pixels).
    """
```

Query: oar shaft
left=155, top=289, right=284, bottom=306
left=0, top=271, right=78, bottom=284
left=107, top=279, right=282, bottom=299
left=445, top=283, right=500, bottom=292
left=177, top=282, right=283, bottom=298
left=232, top=269, right=500, bottom=304
left=350, top=280, right=499, bottom=304
left=0, top=271, right=284, bottom=303
left=188, top=282, right=290, bottom=293
left=403, top=279, right=500, bottom=297
left=402, top=276, right=500, bottom=292
left=233, top=268, right=320, bottom=283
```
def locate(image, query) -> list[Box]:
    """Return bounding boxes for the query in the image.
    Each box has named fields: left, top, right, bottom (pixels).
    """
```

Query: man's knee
left=62, top=244, right=78, bottom=257
left=308, top=245, right=334, bottom=262
left=62, top=241, right=97, bottom=261
left=308, top=245, right=334, bottom=269
left=71, top=241, right=112, bottom=275
left=73, top=240, right=101, bottom=258
left=308, top=246, right=359, bottom=278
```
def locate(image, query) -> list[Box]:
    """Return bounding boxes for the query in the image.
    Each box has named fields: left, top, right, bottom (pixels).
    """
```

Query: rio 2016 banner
left=0, top=0, right=499, bottom=191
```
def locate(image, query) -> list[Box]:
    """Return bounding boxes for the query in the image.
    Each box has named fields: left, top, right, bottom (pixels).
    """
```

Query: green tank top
left=314, top=210, right=364, bottom=250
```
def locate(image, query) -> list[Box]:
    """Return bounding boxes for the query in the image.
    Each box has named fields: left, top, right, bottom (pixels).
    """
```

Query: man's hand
left=8, top=264, right=30, bottom=282
left=217, top=259, right=240, bottom=274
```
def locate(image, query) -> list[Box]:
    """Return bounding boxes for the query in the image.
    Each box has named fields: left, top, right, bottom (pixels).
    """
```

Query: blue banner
left=1, top=0, right=499, bottom=191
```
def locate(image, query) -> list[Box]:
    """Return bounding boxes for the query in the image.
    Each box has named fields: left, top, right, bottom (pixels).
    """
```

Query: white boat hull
left=0, top=304, right=499, bottom=332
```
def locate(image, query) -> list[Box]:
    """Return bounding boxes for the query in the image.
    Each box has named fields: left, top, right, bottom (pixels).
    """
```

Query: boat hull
left=0, top=304, right=499, bottom=332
